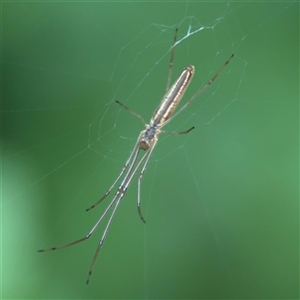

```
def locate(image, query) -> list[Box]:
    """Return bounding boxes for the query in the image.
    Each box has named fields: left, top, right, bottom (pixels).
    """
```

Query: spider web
left=2, top=1, right=298, bottom=299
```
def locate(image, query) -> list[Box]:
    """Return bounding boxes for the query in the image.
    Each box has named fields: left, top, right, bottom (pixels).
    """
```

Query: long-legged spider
left=39, top=28, right=234, bottom=284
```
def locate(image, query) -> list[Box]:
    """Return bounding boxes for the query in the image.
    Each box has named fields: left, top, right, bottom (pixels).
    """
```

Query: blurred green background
left=2, top=1, right=298, bottom=299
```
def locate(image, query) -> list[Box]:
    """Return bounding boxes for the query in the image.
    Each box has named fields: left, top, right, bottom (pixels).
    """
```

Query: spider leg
left=161, top=126, right=195, bottom=135
left=86, top=191, right=124, bottom=284
left=86, top=142, right=156, bottom=283
left=163, top=54, right=234, bottom=127
left=137, top=139, right=158, bottom=223
left=116, top=100, right=146, bottom=125
left=86, top=132, right=143, bottom=211
left=37, top=190, right=120, bottom=253
left=165, top=28, right=178, bottom=93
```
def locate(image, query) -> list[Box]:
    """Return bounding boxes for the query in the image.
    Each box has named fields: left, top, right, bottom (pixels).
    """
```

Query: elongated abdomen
left=152, top=65, right=195, bottom=126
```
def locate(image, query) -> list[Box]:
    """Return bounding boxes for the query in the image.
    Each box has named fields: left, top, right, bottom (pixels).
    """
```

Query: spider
left=38, top=28, right=234, bottom=284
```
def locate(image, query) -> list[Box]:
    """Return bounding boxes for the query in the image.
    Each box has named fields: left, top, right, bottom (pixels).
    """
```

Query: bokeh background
left=2, top=1, right=298, bottom=299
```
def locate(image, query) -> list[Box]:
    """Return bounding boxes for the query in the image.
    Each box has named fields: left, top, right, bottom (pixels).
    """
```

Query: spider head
left=140, top=125, right=158, bottom=150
